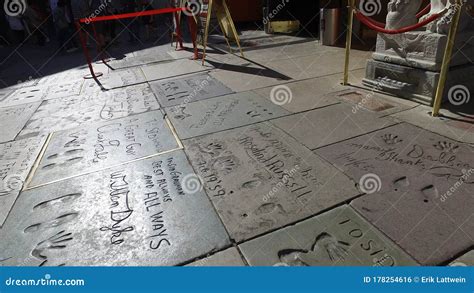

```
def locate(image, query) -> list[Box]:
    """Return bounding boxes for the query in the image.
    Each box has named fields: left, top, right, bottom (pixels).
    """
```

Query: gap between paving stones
left=24, top=115, right=184, bottom=190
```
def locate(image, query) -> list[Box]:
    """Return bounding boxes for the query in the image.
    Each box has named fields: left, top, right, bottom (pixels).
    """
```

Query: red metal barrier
left=76, top=7, right=199, bottom=80
left=355, top=8, right=447, bottom=35
left=356, top=4, right=435, bottom=31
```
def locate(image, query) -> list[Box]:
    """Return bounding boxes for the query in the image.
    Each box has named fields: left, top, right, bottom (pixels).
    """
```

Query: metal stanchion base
left=83, top=72, right=104, bottom=79
left=95, top=59, right=111, bottom=64
left=190, top=53, right=203, bottom=60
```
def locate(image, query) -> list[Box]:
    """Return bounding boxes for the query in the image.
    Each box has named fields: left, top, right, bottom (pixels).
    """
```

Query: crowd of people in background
left=0, top=0, right=173, bottom=52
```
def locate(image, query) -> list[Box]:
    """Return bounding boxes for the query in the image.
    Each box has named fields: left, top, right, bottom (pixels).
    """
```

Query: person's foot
left=66, top=47, right=78, bottom=53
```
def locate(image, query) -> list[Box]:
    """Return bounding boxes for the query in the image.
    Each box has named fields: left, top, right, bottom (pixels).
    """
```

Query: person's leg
left=33, top=27, right=46, bottom=46
left=57, top=27, right=67, bottom=50
left=66, top=26, right=78, bottom=48
left=129, top=18, right=140, bottom=42
left=13, top=30, right=25, bottom=44
left=110, top=11, right=117, bottom=40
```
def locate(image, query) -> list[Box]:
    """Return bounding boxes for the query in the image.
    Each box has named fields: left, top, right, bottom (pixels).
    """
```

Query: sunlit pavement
left=0, top=30, right=472, bottom=267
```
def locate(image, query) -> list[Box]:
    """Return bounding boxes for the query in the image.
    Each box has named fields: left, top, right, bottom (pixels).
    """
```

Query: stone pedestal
left=363, top=60, right=474, bottom=105
left=372, top=32, right=474, bottom=71
left=363, top=27, right=474, bottom=105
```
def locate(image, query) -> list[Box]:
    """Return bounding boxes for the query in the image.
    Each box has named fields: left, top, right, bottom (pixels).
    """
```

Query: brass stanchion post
left=432, top=0, right=463, bottom=117
left=343, top=0, right=355, bottom=85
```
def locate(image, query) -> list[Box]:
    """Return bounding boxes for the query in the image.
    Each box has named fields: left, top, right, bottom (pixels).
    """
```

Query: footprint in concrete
left=278, top=232, right=350, bottom=266
left=33, top=193, right=82, bottom=211
left=242, top=180, right=261, bottom=189
left=246, top=108, right=273, bottom=118
left=433, top=141, right=459, bottom=153
left=32, top=230, right=72, bottom=266
left=420, top=185, right=438, bottom=203
left=393, top=176, right=410, bottom=191
left=312, top=233, right=350, bottom=262
left=242, top=172, right=272, bottom=190
left=172, top=107, right=191, bottom=120
left=42, top=149, right=85, bottom=170
left=212, top=156, right=240, bottom=172
left=254, top=203, right=286, bottom=216
left=14, top=89, right=42, bottom=101
left=278, top=249, right=309, bottom=266
left=381, top=133, right=403, bottom=145
left=24, top=213, right=79, bottom=233
left=258, top=218, right=275, bottom=229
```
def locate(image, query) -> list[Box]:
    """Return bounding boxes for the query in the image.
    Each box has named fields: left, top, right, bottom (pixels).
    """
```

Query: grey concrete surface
left=0, top=29, right=471, bottom=267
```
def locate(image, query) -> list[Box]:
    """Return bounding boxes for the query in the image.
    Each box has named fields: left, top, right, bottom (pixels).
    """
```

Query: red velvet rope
left=79, top=7, right=186, bottom=23
left=355, top=10, right=445, bottom=34
left=358, top=4, right=433, bottom=29
left=416, top=4, right=432, bottom=19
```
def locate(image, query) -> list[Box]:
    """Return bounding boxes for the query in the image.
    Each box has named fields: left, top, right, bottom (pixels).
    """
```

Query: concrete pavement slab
left=107, top=53, right=175, bottom=70
left=239, top=205, right=418, bottom=266
left=0, top=87, right=44, bottom=107
left=187, top=247, right=246, bottom=266
left=150, top=73, right=233, bottom=108
left=0, top=88, right=14, bottom=103
left=166, top=91, right=289, bottom=139
left=28, top=111, right=179, bottom=187
left=141, top=59, right=211, bottom=82
left=271, top=103, right=397, bottom=150
left=209, top=65, right=291, bottom=92
left=315, top=123, right=474, bottom=264
left=82, top=68, right=147, bottom=94
left=264, top=50, right=372, bottom=80
left=0, top=151, right=230, bottom=266
left=450, top=250, right=474, bottom=266
left=252, top=73, right=359, bottom=113
left=0, top=102, right=41, bottom=143
left=183, top=122, right=359, bottom=242
left=392, top=105, right=474, bottom=144
left=18, top=84, right=160, bottom=138
left=0, top=137, right=46, bottom=227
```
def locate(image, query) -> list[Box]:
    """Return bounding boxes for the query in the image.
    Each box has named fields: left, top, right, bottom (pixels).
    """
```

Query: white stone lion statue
left=421, top=0, right=473, bottom=34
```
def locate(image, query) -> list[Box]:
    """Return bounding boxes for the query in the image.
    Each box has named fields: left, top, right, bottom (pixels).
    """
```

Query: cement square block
left=166, top=91, right=290, bottom=139
left=183, top=122, right=359, bottom=242
left=28, top=111, right=180, bottom=187
left=0, top=151, right=230, bottom=266
left=239, top=205, right=417, bottom=266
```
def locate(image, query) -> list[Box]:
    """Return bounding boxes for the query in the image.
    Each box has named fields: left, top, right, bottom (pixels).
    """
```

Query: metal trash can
left=320, top=8, right=340, bottom=46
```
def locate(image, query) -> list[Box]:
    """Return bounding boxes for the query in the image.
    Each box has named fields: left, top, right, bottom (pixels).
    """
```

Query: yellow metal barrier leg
left=343, top=0, right=355, bottom=86
left=432, top=0, right=463, bottom=117
left=202, top=0, right=213, bottom=65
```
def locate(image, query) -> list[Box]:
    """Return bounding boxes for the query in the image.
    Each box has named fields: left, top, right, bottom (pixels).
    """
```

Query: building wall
left=227, top=0, right=263, bottom=22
